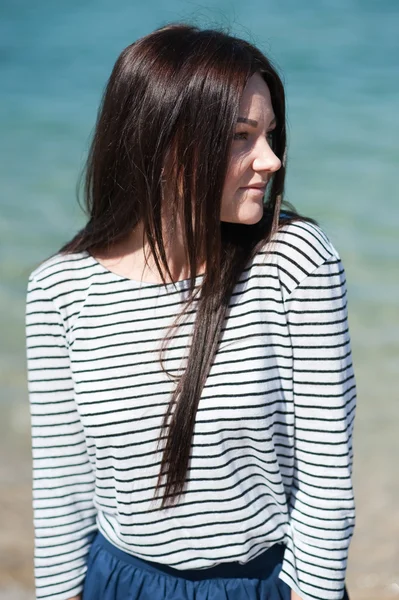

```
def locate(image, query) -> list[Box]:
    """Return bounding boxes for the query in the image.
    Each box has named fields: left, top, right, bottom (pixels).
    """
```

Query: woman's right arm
left=26, top=273, right=97, bottom=600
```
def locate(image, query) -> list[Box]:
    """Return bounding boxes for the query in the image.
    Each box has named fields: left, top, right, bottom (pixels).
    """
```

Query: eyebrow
left=237, top=116, right=276, bottom=128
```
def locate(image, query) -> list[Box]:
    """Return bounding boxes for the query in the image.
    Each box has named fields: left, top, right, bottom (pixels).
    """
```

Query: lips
left=242, top=186, right=266, bottom=190
left=240, top=182, right=268, bottom=190
left=240, top=186, right=267, bottom=193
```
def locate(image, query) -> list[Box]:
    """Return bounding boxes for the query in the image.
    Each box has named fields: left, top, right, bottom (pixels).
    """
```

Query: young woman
left=25, top=23, right=356, bottom=600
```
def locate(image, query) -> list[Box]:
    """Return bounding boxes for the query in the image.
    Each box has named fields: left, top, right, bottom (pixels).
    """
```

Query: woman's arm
left=291, top=592, right=304, bottom=600
left=277, top=238, right=356, bottom=599
left=26, top=274, right=97, bottom=600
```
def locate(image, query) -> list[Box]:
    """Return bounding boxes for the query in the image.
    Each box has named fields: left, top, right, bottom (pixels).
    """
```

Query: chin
left=241, top=216, right=263, bottom=225
left=221, top=214, right=263, bottom=225
left=237, top=205, right=264, bottom=225
left=220, top=201, right=264, bottom=225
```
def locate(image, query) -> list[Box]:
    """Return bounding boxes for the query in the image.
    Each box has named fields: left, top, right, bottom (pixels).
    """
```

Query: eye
left=233, top=129, right=275, bottom=144
left=233, top=131, right=248, bottom=141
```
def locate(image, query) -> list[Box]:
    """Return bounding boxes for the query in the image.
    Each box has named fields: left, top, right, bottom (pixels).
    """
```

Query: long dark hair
left=59, top=22, right=315, bottom=507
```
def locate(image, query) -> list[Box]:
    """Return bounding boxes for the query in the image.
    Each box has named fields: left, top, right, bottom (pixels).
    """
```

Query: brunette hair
left=59, top=22, right=315, bottom=507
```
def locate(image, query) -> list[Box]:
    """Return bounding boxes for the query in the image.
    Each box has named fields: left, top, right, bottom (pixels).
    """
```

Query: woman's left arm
left=278, top=249, right=356, bottom=600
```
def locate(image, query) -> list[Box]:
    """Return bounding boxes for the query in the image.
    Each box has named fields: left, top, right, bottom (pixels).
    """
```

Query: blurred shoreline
left=0, top=440, right=34, bottom=597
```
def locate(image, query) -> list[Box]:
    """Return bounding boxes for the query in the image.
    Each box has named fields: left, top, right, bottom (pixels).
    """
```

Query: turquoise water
left=3, top=0, right=398, bottom=408
left=1, top=0, right=398, bottom=591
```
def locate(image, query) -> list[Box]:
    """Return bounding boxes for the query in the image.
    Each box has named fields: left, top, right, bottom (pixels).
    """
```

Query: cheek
left=224, top=158, right=245, bottom=193
left=221, top=165, right=243, bottom=217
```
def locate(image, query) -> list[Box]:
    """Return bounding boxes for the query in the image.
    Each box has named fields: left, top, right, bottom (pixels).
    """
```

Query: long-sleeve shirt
left=25, top=219, right=356, bottom=600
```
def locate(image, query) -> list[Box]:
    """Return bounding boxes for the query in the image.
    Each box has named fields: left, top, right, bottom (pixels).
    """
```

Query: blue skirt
left=82, top=531, right=351, bottom=599
left=82, top=531, right=291, bottom=600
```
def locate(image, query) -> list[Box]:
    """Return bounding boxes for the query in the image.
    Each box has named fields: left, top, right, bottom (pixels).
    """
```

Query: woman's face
left=220, top=73, right=282, bottom=225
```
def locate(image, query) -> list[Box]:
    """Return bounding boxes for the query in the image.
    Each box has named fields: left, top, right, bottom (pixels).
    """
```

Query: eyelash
left=233, top=131, right=275, bottom=143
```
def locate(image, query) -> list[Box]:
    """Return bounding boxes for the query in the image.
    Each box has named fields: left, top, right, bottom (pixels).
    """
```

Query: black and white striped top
left=25, top=219, right=356, bottom=600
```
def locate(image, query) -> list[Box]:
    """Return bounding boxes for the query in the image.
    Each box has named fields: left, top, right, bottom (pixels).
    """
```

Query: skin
left=93, top=72, right=282, bottom=283
left=220, top=71, right=281, bottom=224
left=78, top=74, right=302, bottom=600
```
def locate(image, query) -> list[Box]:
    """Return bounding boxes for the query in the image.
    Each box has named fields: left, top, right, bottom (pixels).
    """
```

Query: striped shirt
left=25, top=219, right=356, bottom=600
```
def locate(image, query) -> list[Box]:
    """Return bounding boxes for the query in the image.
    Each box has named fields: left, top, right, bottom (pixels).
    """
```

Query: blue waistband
left=93, top=531, right=285, bottom=581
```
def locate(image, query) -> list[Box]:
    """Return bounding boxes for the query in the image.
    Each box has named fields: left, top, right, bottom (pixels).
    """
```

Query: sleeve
left=278, top=253, right=356, bottom=600
left=25, top=274, right=98, bottom=600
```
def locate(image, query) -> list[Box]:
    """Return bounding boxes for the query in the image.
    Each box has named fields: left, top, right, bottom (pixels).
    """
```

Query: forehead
left=238, top=73, right=274, bottom=119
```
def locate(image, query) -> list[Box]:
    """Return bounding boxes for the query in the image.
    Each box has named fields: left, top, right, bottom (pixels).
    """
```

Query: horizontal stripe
left=26, top=219, right=356, bottom=600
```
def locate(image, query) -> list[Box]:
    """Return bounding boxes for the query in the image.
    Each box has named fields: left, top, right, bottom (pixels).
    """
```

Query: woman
left=25, top=22, right=356, bottom=600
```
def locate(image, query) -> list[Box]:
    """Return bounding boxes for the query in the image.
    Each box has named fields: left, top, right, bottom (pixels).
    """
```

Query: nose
left=251, top=137, right=282, bottom=174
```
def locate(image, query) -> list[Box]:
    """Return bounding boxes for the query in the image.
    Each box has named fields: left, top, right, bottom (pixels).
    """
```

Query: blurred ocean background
left=0, top=0, right=398, bottom=598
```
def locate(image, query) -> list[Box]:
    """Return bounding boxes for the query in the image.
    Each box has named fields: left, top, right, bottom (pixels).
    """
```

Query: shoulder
left=257, top=217, right=341, bottom=295
left=27, top=250, right=94, bottom=300
left=272, top=218, right=340, bottom=266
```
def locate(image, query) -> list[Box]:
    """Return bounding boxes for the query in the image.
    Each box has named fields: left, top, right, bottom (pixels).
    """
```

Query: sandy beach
left=0, top=440, right=34, bottom=599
